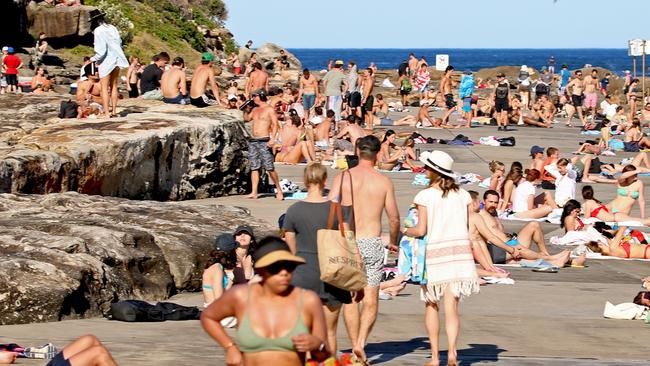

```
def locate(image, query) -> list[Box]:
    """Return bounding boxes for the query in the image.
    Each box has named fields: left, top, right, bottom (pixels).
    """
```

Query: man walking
left=322, top=60, right=348, bottom=122
left=243, top=89, right=284, bottom=200
left=441, top=65, right=456, bottom=125
left=361, top=68, right=375, bottom=129
left=329, top=136, right=400, bottom=363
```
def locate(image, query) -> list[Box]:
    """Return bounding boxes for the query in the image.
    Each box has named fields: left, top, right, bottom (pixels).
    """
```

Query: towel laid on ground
left=603, top=301, right=647, bottom=320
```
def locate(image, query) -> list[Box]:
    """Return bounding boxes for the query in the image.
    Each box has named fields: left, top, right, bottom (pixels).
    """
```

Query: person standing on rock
left=243, top=89, right=284, bottom=200
left=361, top=68, right=375, bottom=129
left=441, top=65, right=457, bottom=126
left=189, top=52, right=221, bottom=108
left=402, top=150, right=479, bottom=366
left=88, top=10, right=129, bottom=118
left=328, top=135, right=400, bottom=364
left=322, top=60, right=348, bottom=122
left=245, top=62, right=268, bottom=97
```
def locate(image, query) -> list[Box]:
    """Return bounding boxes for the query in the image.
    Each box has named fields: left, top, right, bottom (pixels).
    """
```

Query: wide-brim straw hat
left=419, top=150, right=458, bottom=180
left=252, top=240, right=305, bottom=269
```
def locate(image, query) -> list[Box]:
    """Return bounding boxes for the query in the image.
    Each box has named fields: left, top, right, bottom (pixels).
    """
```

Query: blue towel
left=580, top=130, right=601, bottom=135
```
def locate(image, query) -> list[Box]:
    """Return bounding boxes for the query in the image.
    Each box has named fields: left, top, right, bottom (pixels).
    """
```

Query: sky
left=224, top=0, right=650, bottom=49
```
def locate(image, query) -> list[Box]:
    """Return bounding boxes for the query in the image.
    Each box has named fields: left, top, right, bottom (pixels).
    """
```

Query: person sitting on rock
left=161, top=56, right=189, bottom=105
left=203, top=234, right=238, bottom=328
left=76, top=62, right=103, bottom=118
left=275, top=112, right=316, bottom=164
left=31, top=67, right=51, bottom=94
left=189, top=52, right=221, bottom=108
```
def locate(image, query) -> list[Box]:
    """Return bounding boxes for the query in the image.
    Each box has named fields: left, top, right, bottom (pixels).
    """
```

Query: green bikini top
left=236, top=286, right=309, bottom=354
left=617, top=187, right=639, bottom=199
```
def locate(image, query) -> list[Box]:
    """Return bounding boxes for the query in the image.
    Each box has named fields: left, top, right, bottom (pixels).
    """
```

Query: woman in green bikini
left=607, top=165, right=647, bottom=219
left=201, top=237, right=331, bottom=366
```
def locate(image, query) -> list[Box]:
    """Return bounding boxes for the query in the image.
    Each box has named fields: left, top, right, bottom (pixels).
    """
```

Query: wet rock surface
left=0, top=192, right=274, bottom=325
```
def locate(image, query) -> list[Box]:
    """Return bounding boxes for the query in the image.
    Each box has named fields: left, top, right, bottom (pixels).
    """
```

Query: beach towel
left=381, top=78, right=395, bottom=88
left=603, top=302, right=647, bottom=320
left=580, top=130, right=601, bottom=135
left=479, top=177, right=491, bottom=189
left=398, top=205, right=426, bottom=283
left=482, top=276, right=515, bottom=285
left=479, top=136, right=500, bottom=146
left=459, top=74, right=475, bottom=99
left=413, top=69, right=430, bottom=92
left=550, top=227, right=608, bottom=246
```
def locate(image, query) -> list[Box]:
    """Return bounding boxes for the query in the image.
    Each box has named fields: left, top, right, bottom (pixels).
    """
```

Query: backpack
left=110, top=300, right=164, bottom=322
left=535, top=83, right=550, bottom=95
left=496, top=83, right=509, bottom=99
left=59, top=100, right=78, bottom=119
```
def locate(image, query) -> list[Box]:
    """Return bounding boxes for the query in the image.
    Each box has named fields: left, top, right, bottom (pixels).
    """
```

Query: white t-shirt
left=545, top=164, right=577, bottom=206
left=512, top=181, right=536, bottom=213
left=413, top=187, right=471, bottom=242
left=600, top=100, right=617, bottom=118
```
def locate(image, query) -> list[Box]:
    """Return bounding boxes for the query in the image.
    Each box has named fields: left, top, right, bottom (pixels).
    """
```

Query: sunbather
left=587, top=226, right=650, bottom=259
left=581, top=185, right=650, bottom=225
left=47, top=335, right=116, bottom=366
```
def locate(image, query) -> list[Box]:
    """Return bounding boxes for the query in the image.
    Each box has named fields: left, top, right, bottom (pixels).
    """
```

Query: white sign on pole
left=629, top=39, right=649, bottom=57
left=436, top=54, right=449, bottom=71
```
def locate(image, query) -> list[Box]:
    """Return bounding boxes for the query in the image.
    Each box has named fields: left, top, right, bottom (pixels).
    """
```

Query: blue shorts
left=462, top=97, right=472, bottom=113
left=506, top=238, right=519, bottom=247
left=302, top=93, right=316, bottom=110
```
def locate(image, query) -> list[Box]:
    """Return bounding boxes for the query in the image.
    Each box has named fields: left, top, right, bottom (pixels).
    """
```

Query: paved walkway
left=4, top=119, right=650, bottom=365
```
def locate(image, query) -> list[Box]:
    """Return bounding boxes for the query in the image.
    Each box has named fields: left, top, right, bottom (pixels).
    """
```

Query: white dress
left=91, top=24, right=129, bottom=78
left=413, top=187, right=479, bottom=303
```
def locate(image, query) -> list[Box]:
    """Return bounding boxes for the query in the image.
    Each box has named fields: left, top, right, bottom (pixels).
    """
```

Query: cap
left=334, top=60, right=344, bottom=66
left=7, top=47, right=14, bottom=54
left=496, top=72, right=505, bottom=78
left=1, top=46, right=7, bottom=52
left=252, top=238, right=306, bottom=268
left=214, top=233, right=238, bottom=252
left=201, top=52, right=214, bottom=62
left=530, top=145, right=544, bottom=156
left=234, top=225, right=255, bottom=238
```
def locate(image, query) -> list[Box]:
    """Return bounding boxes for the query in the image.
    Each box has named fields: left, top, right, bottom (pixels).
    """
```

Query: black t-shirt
left=496, top=82, right=509, bottom=100
left=140, top=64, right=163, bottom=94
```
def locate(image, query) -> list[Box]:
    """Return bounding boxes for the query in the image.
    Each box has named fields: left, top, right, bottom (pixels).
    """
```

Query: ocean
left=288, top=48, right=639, bottom=75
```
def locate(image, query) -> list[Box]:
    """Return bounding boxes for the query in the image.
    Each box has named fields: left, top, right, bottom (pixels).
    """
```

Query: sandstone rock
left=26, top=3, right=95, bottom=39
left=255, top=43, right=301, bottom=70
left=0, top=96, right=250, bottom=201
left=0, top=192, right=275, bottom=325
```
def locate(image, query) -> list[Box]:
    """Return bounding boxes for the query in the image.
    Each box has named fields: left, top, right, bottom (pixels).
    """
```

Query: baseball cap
left=234, top=225, right=255, bottom=238
left=214, top=233, right=238, bottom=252
left=201, top=52, right=214, bottom=62
left=1, top=46, right=7, bottom=52
left=334, top=60, right=344, bottom=66
left=530, top=145, right=545, bottom=156
left=7, top=47, right=14, bottom=54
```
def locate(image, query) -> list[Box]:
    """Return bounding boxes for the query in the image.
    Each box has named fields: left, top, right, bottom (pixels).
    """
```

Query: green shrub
left=91, top=0, right=134, bottom=44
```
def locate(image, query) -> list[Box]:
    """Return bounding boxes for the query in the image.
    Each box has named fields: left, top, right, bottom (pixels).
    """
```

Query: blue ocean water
left=288, top=48, right=636, bottom=75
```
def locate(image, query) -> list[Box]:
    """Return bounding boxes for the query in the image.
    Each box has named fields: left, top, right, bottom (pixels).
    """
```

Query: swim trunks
left=363, top=95, right=375, bottom=113
left=190, top=94, right=218, bottom=108
left=380, top=118, right=394, bottom=126
left=445, top=93, right=457, bottom=109
left=46, top=352, right=71, bottom=366
left=348, top=91, right=361, bottom=108
left=162, top=94, right=188, bottom=105
left=248, top=137, right=275, bottom=171
left=128, top=83, right=139, bottom=98
left=302, top=92, right=316, bottom=110
left=356, top=236, right=385, bottom=287
left=487, top=243, right=507, bottom=264
left=494, top=98, right=509, bottom=113
left=584, top=92, right=598, bottom=109
left=5, top=74, right=17, bottom=86
left=571, top=94, right=584, bottom=107
left=462, top=97, right=472, bottom=113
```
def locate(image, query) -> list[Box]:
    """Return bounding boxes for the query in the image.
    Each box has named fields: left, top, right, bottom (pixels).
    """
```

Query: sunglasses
left=267, top=261, right=298, bottom=275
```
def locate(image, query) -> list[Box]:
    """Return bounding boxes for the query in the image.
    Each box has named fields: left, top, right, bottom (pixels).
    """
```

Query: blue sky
left=224, top=0, right=649, bottom=49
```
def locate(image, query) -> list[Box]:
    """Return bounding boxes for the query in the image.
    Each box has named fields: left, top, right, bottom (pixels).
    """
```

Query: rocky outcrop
left=239, top=43, right=302, bottom=70
left=0, top=192, right=275, bottom=325
left=26, top=3, right=94, bottom=39
left=0, top=96, right=250, bottom=201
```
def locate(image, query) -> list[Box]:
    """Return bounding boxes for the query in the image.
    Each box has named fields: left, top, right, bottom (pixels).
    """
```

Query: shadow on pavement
left=363, top=339, right=506, bottom=365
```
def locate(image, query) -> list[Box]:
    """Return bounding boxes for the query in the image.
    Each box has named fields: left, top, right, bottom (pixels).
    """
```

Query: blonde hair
left=489, top=160, right=505, bottom=173
left=426, top=167, right=459, bottom=198
left=304, top=163, right=327, bottom=189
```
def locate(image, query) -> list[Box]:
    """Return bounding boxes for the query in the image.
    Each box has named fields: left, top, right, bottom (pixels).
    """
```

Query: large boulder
left=0, top=192, right=275, bottom=325
left=240, top=43, right=301, bottom=70
left=26, top=3, right=95, bottom=39
left=0, top=96, right=250, bottom=201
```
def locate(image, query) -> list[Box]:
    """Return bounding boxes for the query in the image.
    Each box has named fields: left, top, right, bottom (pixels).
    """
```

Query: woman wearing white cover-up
left=402, top=150, right=479, bottom=366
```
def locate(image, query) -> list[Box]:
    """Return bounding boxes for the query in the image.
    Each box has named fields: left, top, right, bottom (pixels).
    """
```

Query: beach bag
left=497, top=136, right=516, bottom=147
left=58, top=100, right=78, bottom=119
left=317, top=171, right=367, bottom=291
left=535, top=83, right=550, bottom=95
left=110, top=300, right=164, bottom=322
left=154, top=302, right=201, bottom=321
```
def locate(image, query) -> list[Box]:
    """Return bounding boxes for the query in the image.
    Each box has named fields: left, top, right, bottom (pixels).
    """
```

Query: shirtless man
left=529, top=145, right=545, bottom=172
left=441, top=65, right=457, bottom=125
left=361, top=68, right=375, bottom=129
left=334, top=115, right=367, bottom=153
left=408, top=53, right=418, bottom=78
left=76, top=63, right=102, bottom=105
left=473, top=190, right=574, bottom=266
left=161, top=57, right=188, bottom=105
left=242, top=89, right=283, bottom=200
left=245, top=62, right=269, bottom=97
left=417, top=101, right=440, bottom=127
left=275, top=114, right=315, bottom=164
left=299, top=68, right=319, bottom=121
left=190, top=52, right=221, bottom=108
left=328, top=135, right=400, bottom=364
left=313, top=109, right=333, bottom=147
left=583, top=69, right=599, bottom=118
left=566, top=70, right=587, bottom=127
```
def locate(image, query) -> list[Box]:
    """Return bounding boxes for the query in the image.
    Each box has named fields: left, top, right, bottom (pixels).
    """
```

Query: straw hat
left=419, top=150, right=457, bottom=179
left=252, top=238, right=305, bottom=269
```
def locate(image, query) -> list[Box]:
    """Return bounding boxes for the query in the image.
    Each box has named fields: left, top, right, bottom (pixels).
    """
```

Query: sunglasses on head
left=267, top=261, right=298, bottom=275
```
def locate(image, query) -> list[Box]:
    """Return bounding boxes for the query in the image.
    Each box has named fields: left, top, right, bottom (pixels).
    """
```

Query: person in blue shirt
left=559, top=64, right=571, bottom=95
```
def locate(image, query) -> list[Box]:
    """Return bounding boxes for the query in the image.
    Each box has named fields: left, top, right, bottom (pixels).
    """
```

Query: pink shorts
left=584, top=92, right=598, bottom=108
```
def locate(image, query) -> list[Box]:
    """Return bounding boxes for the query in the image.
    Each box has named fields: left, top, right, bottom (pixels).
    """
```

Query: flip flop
left=532, top=267, right=559, bottom=273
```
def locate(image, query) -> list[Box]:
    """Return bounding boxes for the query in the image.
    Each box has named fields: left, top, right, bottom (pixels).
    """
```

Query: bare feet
left=571, top=253, right=587, bottom=267
left=353, top=345, right=368, bottom=365
left=275, top=191, right=284, bottom=201
left=245, top=193, right=258, bottom=199
left=547, top=250, right=571, bottom=268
